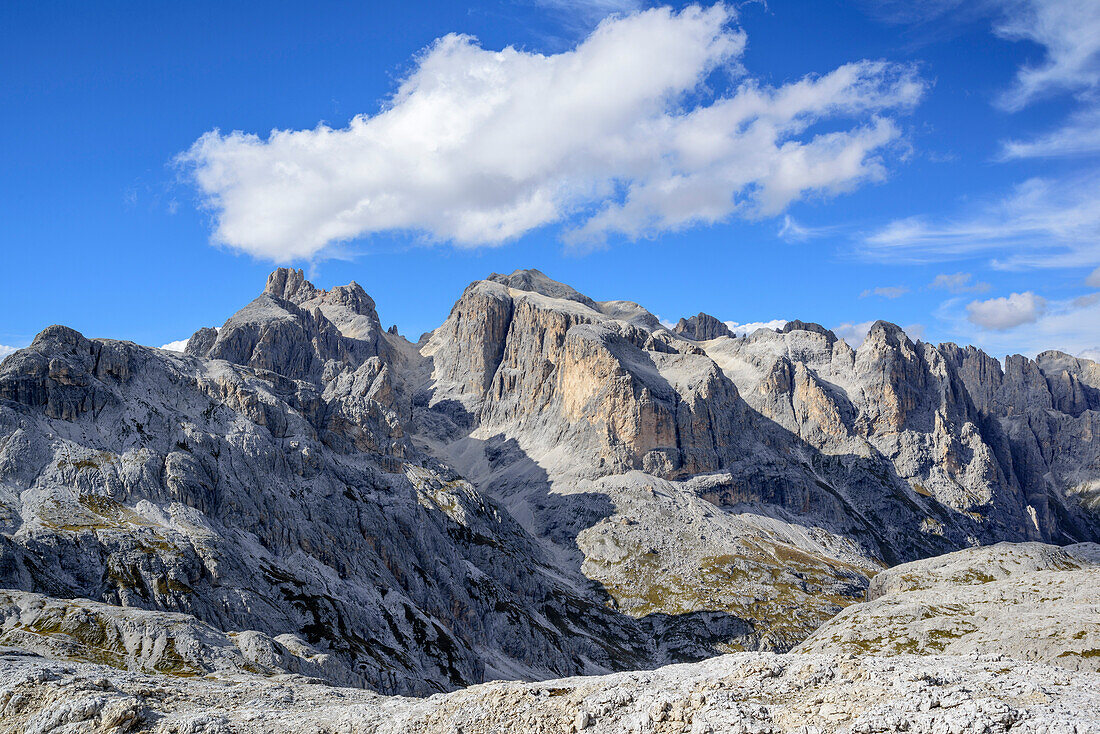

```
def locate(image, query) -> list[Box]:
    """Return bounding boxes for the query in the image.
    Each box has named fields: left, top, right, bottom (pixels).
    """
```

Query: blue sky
left=2, top=0, right=1099, bottom=358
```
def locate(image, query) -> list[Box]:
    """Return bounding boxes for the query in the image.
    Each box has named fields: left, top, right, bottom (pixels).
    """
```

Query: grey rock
left=779, top=320, right=837, bottom=343
left=796, top=542, right=1100, bottom=670
left=2, top=650, right=1099, bottom=733
left=673, top=313, right=732, bottom=341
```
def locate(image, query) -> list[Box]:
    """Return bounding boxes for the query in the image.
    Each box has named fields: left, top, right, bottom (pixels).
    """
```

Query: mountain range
left=0, top=267, right=1097, bottom=696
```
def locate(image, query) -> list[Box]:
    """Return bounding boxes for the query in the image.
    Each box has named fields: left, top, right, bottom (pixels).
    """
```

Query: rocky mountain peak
left=865, top=320, right=910, bottom=344
left=264, top=267, right=320, bottom=304
left=263, top=268, right=379, bottom=321
left=673, top=312, right=732, bottom=341
left=486, top=268, right=598, bottom=309
left=779, top=320, right=837, bottom=343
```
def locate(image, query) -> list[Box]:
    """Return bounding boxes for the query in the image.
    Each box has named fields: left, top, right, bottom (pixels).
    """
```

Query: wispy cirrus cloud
left=180, top=5, right=925, bottom=262
left=860, top=285, right=909, bottom=299
left=863, top=0, right=1100, bottom=278
left=929, top=272, right=991, bottom=293
left=861, top=174, right=1100, bottom=269
left=529, top=0, right=647, bottom=36
left=777, top=214, right=844, bottom=242
left=992, top=0, right=1100, bottom=159
left=1000, top=108, right=1100, bottom=159
left=532, top=0, right=644, bottom=18
left=992, top=0, right=1100, bottom=112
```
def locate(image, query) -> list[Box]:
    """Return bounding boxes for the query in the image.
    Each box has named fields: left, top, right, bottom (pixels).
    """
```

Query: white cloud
left=1080, top=347, right=1100, bottom=362
left=0, top=345, right=18, bottom=359
left=533, top=0, right=643, bottom=18
left=1000, top=108, right=1100, bottom=159
left=778, top=215, right=811, bottom=242
left=861, top=174, right=1100, bottom=269
left=160, top=339, right=190, bottom=352
left=966, top=291, right=1046, bottom=331
left=862, top=1, right=1100, bottom=271
left=833, top=320, right=876, bottom=347
left=993, top=0, right=1100, bottom=112
left=860, top=285, right=909, bottom=299
left=180, top=5, right=924, bottom=262
left=993, top=0, right=1100, bottom=160
left=1086, top=266, right=1100, bottom=288
left=938, top=291, right=1100, bottom=356
left=777, top=215, right=843, bottom=242
left=723, top=318, right=787, bottom=336
left=929, top=271, right=991, bottom=293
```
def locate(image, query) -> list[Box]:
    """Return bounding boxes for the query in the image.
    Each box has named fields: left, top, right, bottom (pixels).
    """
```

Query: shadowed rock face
left=673, top=313, right=732, bottom=341
left=0, top=267, right=1098, bottom=694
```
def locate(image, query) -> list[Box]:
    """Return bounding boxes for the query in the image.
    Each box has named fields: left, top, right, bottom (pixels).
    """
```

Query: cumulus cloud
left=180, top=5, right=924, bottom=262
left=929, top=272, right=991, bottom=293
left=160, top=339, right=190, bottom=352
left=937, top=291, right=1100, bottom=356
left=832, top=320, right=876, bottom=347
left=723, top=318, right=787, bottom=336
left=966, top=291, right=1046, bottom=331
left=861, top=174, right=1100, bottom=269
left=0, top=345, right=18, bottom=359
left=1080, top=347, right=1100, bottom=362
left=860, top=285, right=909, bottom=299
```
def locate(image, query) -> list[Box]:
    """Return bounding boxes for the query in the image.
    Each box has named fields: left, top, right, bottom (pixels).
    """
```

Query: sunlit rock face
left=0, top=267, right=1097, bottom=694
left=4, top=646, right=1100, bottom=733
left=796, top=541, right=1100, bottom=669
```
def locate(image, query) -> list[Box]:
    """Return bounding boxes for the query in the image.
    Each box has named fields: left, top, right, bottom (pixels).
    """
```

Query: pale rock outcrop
left=3, top=649, right=1099, bottom=734
left=795, top=542, right=1100, bottom=670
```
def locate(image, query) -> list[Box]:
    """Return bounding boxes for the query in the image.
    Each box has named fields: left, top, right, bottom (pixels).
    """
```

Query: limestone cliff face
left=0, top=267, right=1098, bottom=695
left=424, top=279, right=742, bottom=479
left=426, top=273, right=1096, bottom=551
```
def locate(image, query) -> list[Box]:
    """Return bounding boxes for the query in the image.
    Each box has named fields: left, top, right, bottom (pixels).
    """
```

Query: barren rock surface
left=3, top=649, right=1099, bottom=734
left=796, top=542, right=1100, bottom=670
